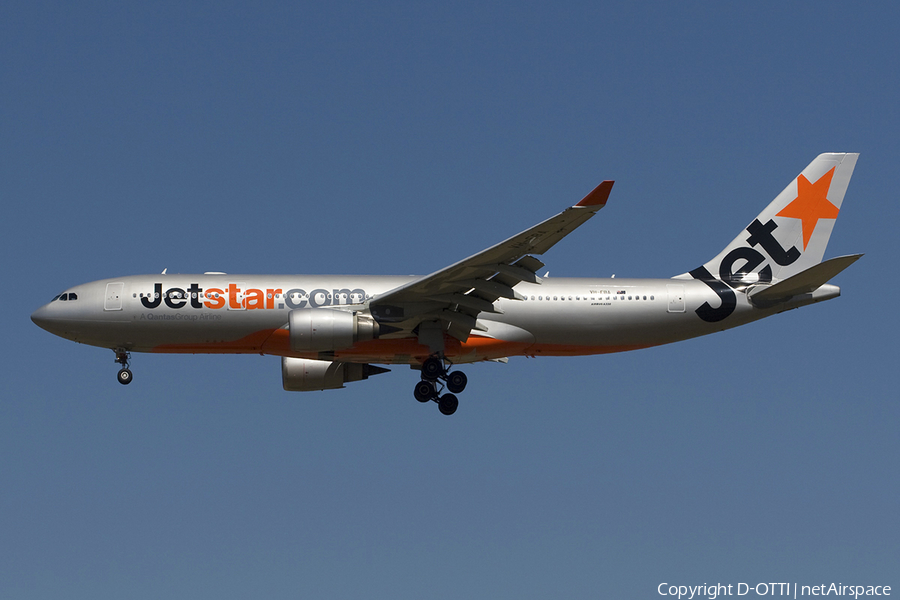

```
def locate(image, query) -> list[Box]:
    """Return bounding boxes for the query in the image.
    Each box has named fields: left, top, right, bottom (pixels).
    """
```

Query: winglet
left=575, top=180, right=615, bottom=207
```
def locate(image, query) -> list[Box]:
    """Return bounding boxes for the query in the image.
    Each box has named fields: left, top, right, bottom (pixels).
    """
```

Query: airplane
left=31, top=153, right=861, bottom=415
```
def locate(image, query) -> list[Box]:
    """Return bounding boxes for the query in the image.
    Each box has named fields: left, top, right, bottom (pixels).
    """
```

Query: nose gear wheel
left=114, top=349, right=133, bottom=385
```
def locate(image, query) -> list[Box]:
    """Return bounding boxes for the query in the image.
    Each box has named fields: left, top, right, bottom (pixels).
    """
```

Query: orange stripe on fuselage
left=152, top=329, right=278, bottom=354
left=152, top=329, right=653, bottom=361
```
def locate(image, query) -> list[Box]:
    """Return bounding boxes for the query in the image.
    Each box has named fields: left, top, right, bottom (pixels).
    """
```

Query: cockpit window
left=59, top=294, right=68, bottom=301
left=51, top=294, right=62, bottom=302
left=54, top=292, right=78, bottom=301
left=68, top=293, right=77, bottom=300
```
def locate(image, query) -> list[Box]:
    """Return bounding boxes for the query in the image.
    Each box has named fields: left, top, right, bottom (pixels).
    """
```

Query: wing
left=369, top=180, right=614, bottom=342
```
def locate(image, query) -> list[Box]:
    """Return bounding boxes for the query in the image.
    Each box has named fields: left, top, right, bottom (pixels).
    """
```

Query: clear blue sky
left=2, top=3, right=897, bottom=598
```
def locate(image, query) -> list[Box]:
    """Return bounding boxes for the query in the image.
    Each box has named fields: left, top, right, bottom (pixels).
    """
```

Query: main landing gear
left=413, top=356, right=468, bottom=415
left=114, top=349, right=133, bottom=385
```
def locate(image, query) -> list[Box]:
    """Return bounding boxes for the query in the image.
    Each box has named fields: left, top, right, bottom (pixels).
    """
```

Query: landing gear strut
left=413, top=355, right=466, bottom=415
left=114, top=349, right=133, bottom=385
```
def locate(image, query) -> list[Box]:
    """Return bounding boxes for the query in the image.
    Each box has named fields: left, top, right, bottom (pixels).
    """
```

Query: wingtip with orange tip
left=575, top=180, right=614, bottom=207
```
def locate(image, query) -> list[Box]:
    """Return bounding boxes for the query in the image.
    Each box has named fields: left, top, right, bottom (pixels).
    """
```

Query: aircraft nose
left=31, top=304, right=54, bottom=332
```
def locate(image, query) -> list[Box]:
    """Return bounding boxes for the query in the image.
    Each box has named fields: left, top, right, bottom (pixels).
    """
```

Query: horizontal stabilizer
left=748, top=254, right=862, bottom=307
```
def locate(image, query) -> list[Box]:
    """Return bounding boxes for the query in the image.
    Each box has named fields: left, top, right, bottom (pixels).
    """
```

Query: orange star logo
left=776, top=167, right=839, bottom=250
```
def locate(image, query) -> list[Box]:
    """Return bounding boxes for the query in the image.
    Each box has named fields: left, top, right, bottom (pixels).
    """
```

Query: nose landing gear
left=114, top=349, right=133, bottom=385
left=413, top=356, right=466, bottom=415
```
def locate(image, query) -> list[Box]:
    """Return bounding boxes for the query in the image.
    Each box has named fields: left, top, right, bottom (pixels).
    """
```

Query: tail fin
left=684, top=153, right=858, bottom=288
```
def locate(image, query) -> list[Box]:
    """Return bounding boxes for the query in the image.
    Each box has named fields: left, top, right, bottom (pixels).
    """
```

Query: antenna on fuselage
left=161, top=268, right=167, bottom=274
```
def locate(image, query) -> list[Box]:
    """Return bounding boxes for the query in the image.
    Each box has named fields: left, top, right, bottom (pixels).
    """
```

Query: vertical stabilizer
left=683, top=153, right=858, bottom=287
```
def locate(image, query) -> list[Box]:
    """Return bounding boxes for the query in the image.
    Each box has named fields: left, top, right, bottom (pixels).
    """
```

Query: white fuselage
left=31, top=273, right=839, bottom=365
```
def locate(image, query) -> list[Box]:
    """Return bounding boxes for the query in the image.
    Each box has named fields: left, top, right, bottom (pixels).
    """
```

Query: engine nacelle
left=281, top=357, right=389, bottom=391
left=288, top=308, right=379, bottom=352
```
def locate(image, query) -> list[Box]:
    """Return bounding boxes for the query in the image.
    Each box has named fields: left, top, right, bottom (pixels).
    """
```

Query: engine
left=288, top=308, right=379, bottom=352
left=281, top=357, right=389, bottom=391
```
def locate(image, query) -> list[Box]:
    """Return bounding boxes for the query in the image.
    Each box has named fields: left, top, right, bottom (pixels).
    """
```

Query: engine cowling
left=288, top=308, right=379, bottom=352
left=281, top=357, right=389, bottom=391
